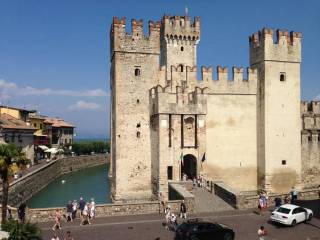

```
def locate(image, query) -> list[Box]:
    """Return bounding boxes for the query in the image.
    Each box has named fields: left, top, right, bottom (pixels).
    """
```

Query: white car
left=270, top=204, right=313, bottom=226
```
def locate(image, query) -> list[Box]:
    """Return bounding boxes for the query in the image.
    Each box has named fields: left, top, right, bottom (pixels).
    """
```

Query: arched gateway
left=181, top=154, right=197, bottom=180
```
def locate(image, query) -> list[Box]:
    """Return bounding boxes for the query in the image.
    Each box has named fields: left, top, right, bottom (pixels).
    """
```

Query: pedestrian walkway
left=193, top=187, right=234, bottom=213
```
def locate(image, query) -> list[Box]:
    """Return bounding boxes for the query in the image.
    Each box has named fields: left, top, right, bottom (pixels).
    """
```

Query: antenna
left=185, top=5, right=189, bottom=16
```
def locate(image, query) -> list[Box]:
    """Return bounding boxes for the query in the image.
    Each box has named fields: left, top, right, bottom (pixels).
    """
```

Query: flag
left=180, top=153, right=184, bottom=166
left=201, top=153, right=206, bottom=162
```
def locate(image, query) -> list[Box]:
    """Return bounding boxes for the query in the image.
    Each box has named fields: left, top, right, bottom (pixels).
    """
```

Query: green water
left=26, top=165, right=111, bottom=208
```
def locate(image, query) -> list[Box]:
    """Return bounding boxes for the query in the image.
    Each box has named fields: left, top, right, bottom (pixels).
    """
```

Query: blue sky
left=0, top=0, right=319, bottom=138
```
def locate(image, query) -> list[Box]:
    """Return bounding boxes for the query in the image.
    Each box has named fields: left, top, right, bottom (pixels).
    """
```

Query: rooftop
left=0, top=113, right=35, bottom=130
left=0, top=105, right=36, bottom=113
left=44, top=117, right=74, bottom=128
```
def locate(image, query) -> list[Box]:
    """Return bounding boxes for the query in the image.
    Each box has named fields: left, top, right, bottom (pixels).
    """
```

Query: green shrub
left=71, top=141, right=110, bottom=155
left=2, top=219, right=41, bottom=240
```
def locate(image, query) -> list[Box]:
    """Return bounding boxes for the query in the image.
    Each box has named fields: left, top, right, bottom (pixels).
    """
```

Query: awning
left=38, top=145, right=49, bottom=151
left=44, top=148, right=64, bottom=154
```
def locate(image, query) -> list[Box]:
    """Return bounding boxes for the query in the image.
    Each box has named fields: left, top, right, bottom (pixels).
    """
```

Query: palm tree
left=0, top=144, right=28, bottom=223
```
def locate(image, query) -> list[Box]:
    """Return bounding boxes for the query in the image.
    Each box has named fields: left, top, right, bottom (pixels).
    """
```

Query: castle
left=109, top=15, right=320, bottom=202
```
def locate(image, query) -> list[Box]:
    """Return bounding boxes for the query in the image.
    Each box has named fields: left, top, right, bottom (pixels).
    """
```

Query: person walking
left=89, top=198, right=96, bottom=221
left=158, top=192, right=165, bottom=214
left=165, top=205, right=171, bottom=230
left=66, top=201, right=73, bottom=222
left=179, top=200, right=187, bottom=219
left=80, top=203, right=91, bottom=225
left=290, top=187, right=298, bottom=204
left=274, top=196, right=282, bottom=209
left=17, top=202, right=26, bottom=223
left=52, top=209, right=62, bottom=231
left=64, top=231, right=74, bottom=240
left=257, top=226, right=267, bottom=240
left=170, top=213, right=178, bottom=231
left=78, top=197, right=86, bottom=219
left=72, top=200, right=77, bottom=221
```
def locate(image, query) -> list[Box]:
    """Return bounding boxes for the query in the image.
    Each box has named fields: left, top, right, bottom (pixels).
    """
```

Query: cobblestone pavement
left=192, top=187, right=234, bottom=213
left=39, top=207, right=320, bottom=240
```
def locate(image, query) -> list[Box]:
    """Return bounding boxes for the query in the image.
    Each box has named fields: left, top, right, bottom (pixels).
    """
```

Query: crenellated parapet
left=110, top=16, right=161, bottom=55
left=161, top=15, right=200, bottom=44
left=149, top=84, right=207, bottom=115
left=249, top=28, right=302, bottom=65
left=163, top=64, right=257, bottom=95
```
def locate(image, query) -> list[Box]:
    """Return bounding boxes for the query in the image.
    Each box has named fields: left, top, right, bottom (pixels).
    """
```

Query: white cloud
left=0, top=79, right=107, bottom=100
left=68, top=100, right=102, bottom=110
left=314, top=94, right=320, bottom=101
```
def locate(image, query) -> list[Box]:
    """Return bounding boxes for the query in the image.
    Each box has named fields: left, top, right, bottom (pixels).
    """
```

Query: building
left=110, top=14, right=318, bottom=203
left=44, top=118, right=75, bottom=147
left=0, top=113, right=35, bottom=163
left=0, top=105, right=36, bottom=122
left=28, top=114, right=49, bottom=146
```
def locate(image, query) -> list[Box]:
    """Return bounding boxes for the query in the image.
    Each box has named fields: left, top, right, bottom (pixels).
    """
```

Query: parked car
left=270, top=204, right=313, bottom=226
left=175, top=218, right=235, bottom=240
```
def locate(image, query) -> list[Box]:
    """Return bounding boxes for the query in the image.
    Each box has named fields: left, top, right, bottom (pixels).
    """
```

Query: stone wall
left=214, top=182, right=319, bottom=210
left=0, top=154, right=108, bottom=207
left=26, top=199, right=194, bottom=223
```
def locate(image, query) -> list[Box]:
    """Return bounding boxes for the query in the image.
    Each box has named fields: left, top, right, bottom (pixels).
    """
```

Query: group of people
left=163, top=200, right=187, bottom=231
left=52, top=197, right=96, bottom=231
left=51, top=231, right=74, bottom=240
left=192, top=175, right=206, bottom=188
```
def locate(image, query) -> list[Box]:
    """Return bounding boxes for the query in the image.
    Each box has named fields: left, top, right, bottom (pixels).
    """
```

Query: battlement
left=110, top=17, right=161, bottom=55
left=301, top=101, right=320, bottom=115
left=161, top=15, right=200, bottom=42
left=249, top=28, right=302, bottom=65
left=301, top=130, right=320, bottom=144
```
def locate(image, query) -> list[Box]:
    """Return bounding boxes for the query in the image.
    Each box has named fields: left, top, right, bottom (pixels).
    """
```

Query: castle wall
left=204, top=94, right=258, bottom=191
left=301, top=102, right=320, bottom=188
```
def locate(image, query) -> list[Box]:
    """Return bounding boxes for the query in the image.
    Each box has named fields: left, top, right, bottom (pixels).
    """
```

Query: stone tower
left=160, top=15, right=200, bottom=82
left=110, top=17, right=161, bottom=202
left=249, top=29, right=302, bottom=192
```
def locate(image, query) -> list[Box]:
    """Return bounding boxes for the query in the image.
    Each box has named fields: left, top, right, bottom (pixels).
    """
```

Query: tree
left=0, top=144, right=28, bottom=223
left=2, top=219, right=41, bottom=240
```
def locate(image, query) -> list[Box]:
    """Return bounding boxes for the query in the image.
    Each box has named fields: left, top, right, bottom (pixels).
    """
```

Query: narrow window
left=179, top=65, right=183, bottom=72
left=318, top=133, right=320, bottom=142
left=134, top=68, right=141, bottom=76
left=136, top=123, right=141, bottom=128
left=280, top=73, right=286, bottom=82
left=308, top=136, right=312, bottom=142
left=136, top=131, right=141, bottom=138
left=34, top=123, right=37, bottom=128
left=167, top=166, right=173, bottom=180
left=40, top=123, right=43, bottom=129
left=307, top=103, right=313, bottom=112
left=136, top=99, right=140, bottom=104
left=282, top=160, right=286, bottom=165
left=181, top=46, right=184, bottom=51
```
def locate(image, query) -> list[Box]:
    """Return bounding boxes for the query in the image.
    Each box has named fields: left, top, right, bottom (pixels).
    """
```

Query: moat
left=27, top=164, right=111, bottom=208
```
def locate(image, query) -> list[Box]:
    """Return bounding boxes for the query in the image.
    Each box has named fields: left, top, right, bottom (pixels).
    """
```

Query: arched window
left=280, top=73, right=285, bottom=81
left=179, top=65, right=183, bottom=72
left=136, top=131, right=141, bottom=138
left=135, top=68, right=141, bottom=76
left=181, top=46, right=184, bottom=51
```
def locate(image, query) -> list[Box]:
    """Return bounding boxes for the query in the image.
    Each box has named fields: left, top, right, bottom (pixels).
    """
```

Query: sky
left=0, top=0, right=319, bottom=138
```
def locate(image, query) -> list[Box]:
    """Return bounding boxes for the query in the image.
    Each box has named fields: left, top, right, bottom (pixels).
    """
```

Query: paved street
left=40, top=207, right=320, bottom=240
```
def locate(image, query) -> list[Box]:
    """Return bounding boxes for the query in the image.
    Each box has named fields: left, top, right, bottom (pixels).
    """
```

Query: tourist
left=274, top=196, right=282, bottom=209
left=179, top=200, right=187, bottom=219
left=158, top=192, right=165, bottom=214
left=192, top=177, right=197, bottom=188
left=182, top=173, right=187, bottom=181
left=64, top=231, right=74, bottom=240
left=72, top=200, right=77, bottom=221
left=18, top=202, right=27, bottom=223
left=78, top=197, right=86, bottom=218
left=284, top=195, right=290, bottom=204
left=170, top=213, right=178, bottom=231
left=80, top=203, right=91, bottom=225
left=51, top=233, right=60, bottom=240
left=290, top=187, right=298, bottom=204
left=52, top=209, right=62, bottom=231
left=89, top=198, right=95, bottom=220
left=258, top=194, right=266, bottom=215
left=165, top=205, right=171, bottom=230
left=257, top=226, right=267, bottom=240
left=66, top=201, right=73, bottom=222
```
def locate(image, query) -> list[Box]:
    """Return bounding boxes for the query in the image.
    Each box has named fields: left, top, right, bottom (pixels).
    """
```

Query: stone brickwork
left=110, top=14, right=316, bottom=203
left=301, top=101, right=320, bottom=188
left=0, top=154, right=108, bottom=207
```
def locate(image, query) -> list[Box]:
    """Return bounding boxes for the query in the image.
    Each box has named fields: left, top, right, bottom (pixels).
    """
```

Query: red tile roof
left=0, top=114, right=35, bottom=130
left=44, top=117, right=74, bottom=128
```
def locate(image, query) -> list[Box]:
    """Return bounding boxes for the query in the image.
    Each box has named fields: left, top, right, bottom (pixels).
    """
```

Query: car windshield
left=276, top=207, right=291, bottom=214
